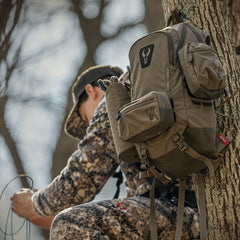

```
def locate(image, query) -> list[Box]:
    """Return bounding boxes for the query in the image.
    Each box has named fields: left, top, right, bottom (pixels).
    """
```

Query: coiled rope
left=0, top=174, right=33, bottom=240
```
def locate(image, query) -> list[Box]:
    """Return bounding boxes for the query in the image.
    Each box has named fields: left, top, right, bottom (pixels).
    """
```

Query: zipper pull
left=116, top=112, right=122, bottom=121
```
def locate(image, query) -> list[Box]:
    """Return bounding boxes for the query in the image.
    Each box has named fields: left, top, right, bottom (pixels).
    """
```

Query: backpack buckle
left=139, top=170, right=152, bottom=179
left=172, top=134, right=188, bottom=152
left=139, top=148, right=149, bottom=169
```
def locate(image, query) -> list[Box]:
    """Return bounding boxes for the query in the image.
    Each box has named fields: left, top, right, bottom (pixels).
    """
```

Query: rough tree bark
left=229, top=0, right=240, bottom=64
left=161, top=1, right=240, bottom=239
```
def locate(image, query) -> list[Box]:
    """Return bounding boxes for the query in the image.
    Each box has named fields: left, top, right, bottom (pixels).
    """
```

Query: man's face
left=78, top=85, right=105, bottom=125
left=78, top=98, right=92, bottom=125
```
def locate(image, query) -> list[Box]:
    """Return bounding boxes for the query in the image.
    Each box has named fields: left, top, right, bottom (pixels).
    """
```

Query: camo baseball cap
left=65, top=65, right=123, bottom=140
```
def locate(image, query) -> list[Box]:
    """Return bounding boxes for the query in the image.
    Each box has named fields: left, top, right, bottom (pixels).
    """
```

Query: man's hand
left=10, top=188, right=55, bottom=230
left=10, top=188, right=37, bottom=220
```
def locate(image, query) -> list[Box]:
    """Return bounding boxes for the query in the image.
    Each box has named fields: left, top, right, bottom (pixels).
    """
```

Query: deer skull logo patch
left=139, top=44, right=154, bottom=68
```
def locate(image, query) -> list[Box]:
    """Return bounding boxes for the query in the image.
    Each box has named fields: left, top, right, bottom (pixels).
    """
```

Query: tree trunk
left=161, top=1, right=240, bottom=239
left=0, top=96, right=30, bottom=188
left=229, top=0, right=240, bottom=64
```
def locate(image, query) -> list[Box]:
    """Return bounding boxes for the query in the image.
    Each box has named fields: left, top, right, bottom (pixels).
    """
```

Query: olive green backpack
left=102, top=20, right=230, bottom=240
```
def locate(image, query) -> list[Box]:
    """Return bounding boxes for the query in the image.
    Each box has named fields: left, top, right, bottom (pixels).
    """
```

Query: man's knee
left=50, top=210, right=70, bottom=239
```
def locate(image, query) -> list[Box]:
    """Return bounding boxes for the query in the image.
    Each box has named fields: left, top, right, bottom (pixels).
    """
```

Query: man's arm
left=11, top=98, right=119, bottom=219
left=32, top=98, right=119, bottom=217
left=29, top=215, right=55, bottom=230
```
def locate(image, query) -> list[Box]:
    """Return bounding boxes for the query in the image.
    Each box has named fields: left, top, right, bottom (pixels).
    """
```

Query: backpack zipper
left=116, top=94, right=170, bottom=120
left=161, top=32, right=175, bottom=65
left=116, top=98, right=154, bottom=120
left=185, top=23, right=205, bottom=43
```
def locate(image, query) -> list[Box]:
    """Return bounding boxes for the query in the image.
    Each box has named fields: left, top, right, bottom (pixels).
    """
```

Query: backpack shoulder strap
left=196, top=173, right=208, bottom=240
left=175, top=175, right=208, bottom=240
left=150, top=178, right=158, bottom=240
left=171, top=134, right=216, bottom=176
left=175, top=179, right=186, bottom=240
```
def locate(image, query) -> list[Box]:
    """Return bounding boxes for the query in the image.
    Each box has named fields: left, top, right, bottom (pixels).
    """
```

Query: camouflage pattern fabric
left=50, top=197, right=199, bottom=240
left=32, top=96, right=119, bottom=216
left=64, top=104, right=89, bottom=140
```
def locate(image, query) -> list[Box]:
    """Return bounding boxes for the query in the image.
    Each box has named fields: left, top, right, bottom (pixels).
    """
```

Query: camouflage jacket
left=32, top=96, right=120, bottom=216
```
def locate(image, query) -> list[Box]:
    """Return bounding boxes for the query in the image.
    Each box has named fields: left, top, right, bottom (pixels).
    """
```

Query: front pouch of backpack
left=117, top=91, right=175, bottom=142
left=179, top=42, right=226, bottom=99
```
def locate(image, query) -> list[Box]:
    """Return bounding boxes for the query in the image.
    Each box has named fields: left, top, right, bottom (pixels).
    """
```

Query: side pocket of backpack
left=117, top=91, right=175, bottom=142
left=179, top=42, right=226, bottom=99
left=106, top=82, right=139, bottom=163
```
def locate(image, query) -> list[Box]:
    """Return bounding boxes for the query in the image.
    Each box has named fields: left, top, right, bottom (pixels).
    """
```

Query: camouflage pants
left=50, top=196, right=200, bottom=240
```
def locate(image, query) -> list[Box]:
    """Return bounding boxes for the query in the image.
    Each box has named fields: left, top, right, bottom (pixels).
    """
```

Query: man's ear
left=85, top=84, right=98, bottom=100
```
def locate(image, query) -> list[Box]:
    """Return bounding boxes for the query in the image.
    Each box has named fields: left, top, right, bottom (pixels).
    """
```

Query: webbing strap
left=150, top=178, right=157, bottom=240
left=196, top=173, right=208, bottom=240
left=112, top=170, right=123, bottom=199
left=148, top=165, right=172, bottom=184
left=185, top=147, right=215, bottom=177
left=174, top=179, right=186, bottom=240
left=171, top=134, right=215, bottom=177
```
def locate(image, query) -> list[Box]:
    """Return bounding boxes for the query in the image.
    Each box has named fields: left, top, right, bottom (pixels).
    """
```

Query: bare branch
left=0, top=96, right=30, bottom=188
left=0, top=0, right=24, bottom=92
